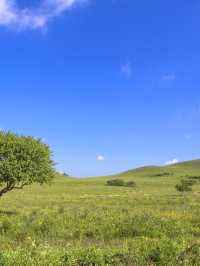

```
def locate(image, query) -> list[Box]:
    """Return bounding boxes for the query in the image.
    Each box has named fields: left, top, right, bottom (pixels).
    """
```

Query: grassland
left=1, top=160, right=200, bottom=265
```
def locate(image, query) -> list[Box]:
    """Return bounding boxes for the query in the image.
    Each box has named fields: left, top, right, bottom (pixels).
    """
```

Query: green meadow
left=1, top=160, right=200, bottom=265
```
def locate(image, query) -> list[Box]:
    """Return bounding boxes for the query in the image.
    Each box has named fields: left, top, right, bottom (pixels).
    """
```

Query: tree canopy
left=0, top=131, right=55, bottom=198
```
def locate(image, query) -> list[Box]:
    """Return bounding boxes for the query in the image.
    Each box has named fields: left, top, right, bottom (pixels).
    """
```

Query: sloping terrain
left=0, top=159, right=200, bottom=265
left=117, top=159, right=200, bottom=178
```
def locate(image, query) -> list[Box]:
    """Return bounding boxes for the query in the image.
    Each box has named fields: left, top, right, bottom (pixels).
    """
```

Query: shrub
left=175, top=179, right=193, bottom=192
left=187, top=175, right=200, bottom=181
left=106, top=179, right=136, bottom=188
left=63, top=172, right=69, bottom=177
left=125, top=181, right=136, bottom=187
left=181, top=179, right=196, bottom=186
left=153, top=172, right=173, bottom=177
left=106, top=179, right=125, bottom=186
left=146, top=247, right=161, bottom=264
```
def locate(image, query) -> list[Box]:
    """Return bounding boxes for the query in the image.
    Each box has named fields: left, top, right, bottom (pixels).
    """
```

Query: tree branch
left=13, top=182, right=29, bottom=190
left=0, top=181, right=15, bottom=197
left=0, top=181, right=30, bottom=197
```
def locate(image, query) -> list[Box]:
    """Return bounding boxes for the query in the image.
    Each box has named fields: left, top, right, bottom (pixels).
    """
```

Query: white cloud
left=121, top=62, right=132, bottom=78
left=161, top=74, right=176, bottom=81
left=96, top=155, right=104, bottom=161
left=165, top=158, right=179, bottom=165
left=0, top=0, right=86, bottom=30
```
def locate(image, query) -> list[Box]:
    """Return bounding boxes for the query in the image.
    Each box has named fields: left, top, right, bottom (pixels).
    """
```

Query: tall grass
left=0, top=162, right=200, bottom=265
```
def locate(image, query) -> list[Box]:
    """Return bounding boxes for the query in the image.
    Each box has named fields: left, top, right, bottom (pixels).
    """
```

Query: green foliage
left=181, top=179, right=196, bottom=186
left=175, top=179, right=194, bottom=192
left=63, top=172, right=69, bottom=177
left=153, top=171, right=173, bottom=177
left=187, top=175, right=200, bottom=181
left=0, top=131, right=55, bottom=197
left=106, top=179, right=125, bottom=186
left=175, top=175, right=199, bottom=192
left=175, top=184, right=190, bottom=192
left=125, top=181, right=136, bottom=187
left=106, top=179, right=136, bottom=187
left=0, top=159, right=200, bottom=264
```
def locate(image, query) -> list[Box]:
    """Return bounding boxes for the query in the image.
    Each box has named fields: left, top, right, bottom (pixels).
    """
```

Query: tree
left=63, top=172, right=69, bottom=177
left=0, top=131, right=55, bottom=198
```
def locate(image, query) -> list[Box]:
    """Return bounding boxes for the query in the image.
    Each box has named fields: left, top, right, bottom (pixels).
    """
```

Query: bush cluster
left=175, top=179, right=196, bottom=192
left=106, top=179, right=136, bottom=187
left=153, top=172, right=173, bottom=177
left=187, top=175, right=200, bottom=181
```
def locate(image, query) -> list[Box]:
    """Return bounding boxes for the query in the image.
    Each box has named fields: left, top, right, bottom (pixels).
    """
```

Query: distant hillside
left=117, top=159, right=200, bottom=178
left=168, top=159, right=200, bottom=170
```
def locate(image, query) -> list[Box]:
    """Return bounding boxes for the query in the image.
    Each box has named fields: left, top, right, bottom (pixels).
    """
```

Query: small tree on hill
left=63, top=172, right=69, bottom=177
left=0, top=131, right=55, bottom=198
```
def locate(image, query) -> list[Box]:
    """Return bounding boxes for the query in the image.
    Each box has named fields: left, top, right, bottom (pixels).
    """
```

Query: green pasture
left=1, top=160, right=200, bottom=265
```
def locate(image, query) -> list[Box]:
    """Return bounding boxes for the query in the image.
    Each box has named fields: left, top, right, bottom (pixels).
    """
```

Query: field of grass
left=1, top=160, right=200, bottom=265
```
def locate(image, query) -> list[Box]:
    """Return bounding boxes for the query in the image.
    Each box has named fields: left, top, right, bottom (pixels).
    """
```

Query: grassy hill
left=118, top=159, right=200, bottom=178
left=0, top=159, right=200, bottom=265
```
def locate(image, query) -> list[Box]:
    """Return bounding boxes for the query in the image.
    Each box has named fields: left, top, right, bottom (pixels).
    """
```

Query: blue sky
left=0, top=0, right=200, bottom=176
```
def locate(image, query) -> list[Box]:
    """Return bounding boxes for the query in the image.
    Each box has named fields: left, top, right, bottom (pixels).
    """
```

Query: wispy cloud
left=121, top=62, right=132, bottom=78
left=161, top=74, right=176, bottom=81
left=96, top=155, right=104, bottom=161
left=165, top=158, right=179, bottom=165
left=0, top=0, right=86, bottom=30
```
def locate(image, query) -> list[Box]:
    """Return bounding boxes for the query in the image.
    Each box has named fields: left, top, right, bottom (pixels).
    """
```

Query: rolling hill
left=116, top=159, right=200, bottom=178
left=1, top=158, right=200, bottom=265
